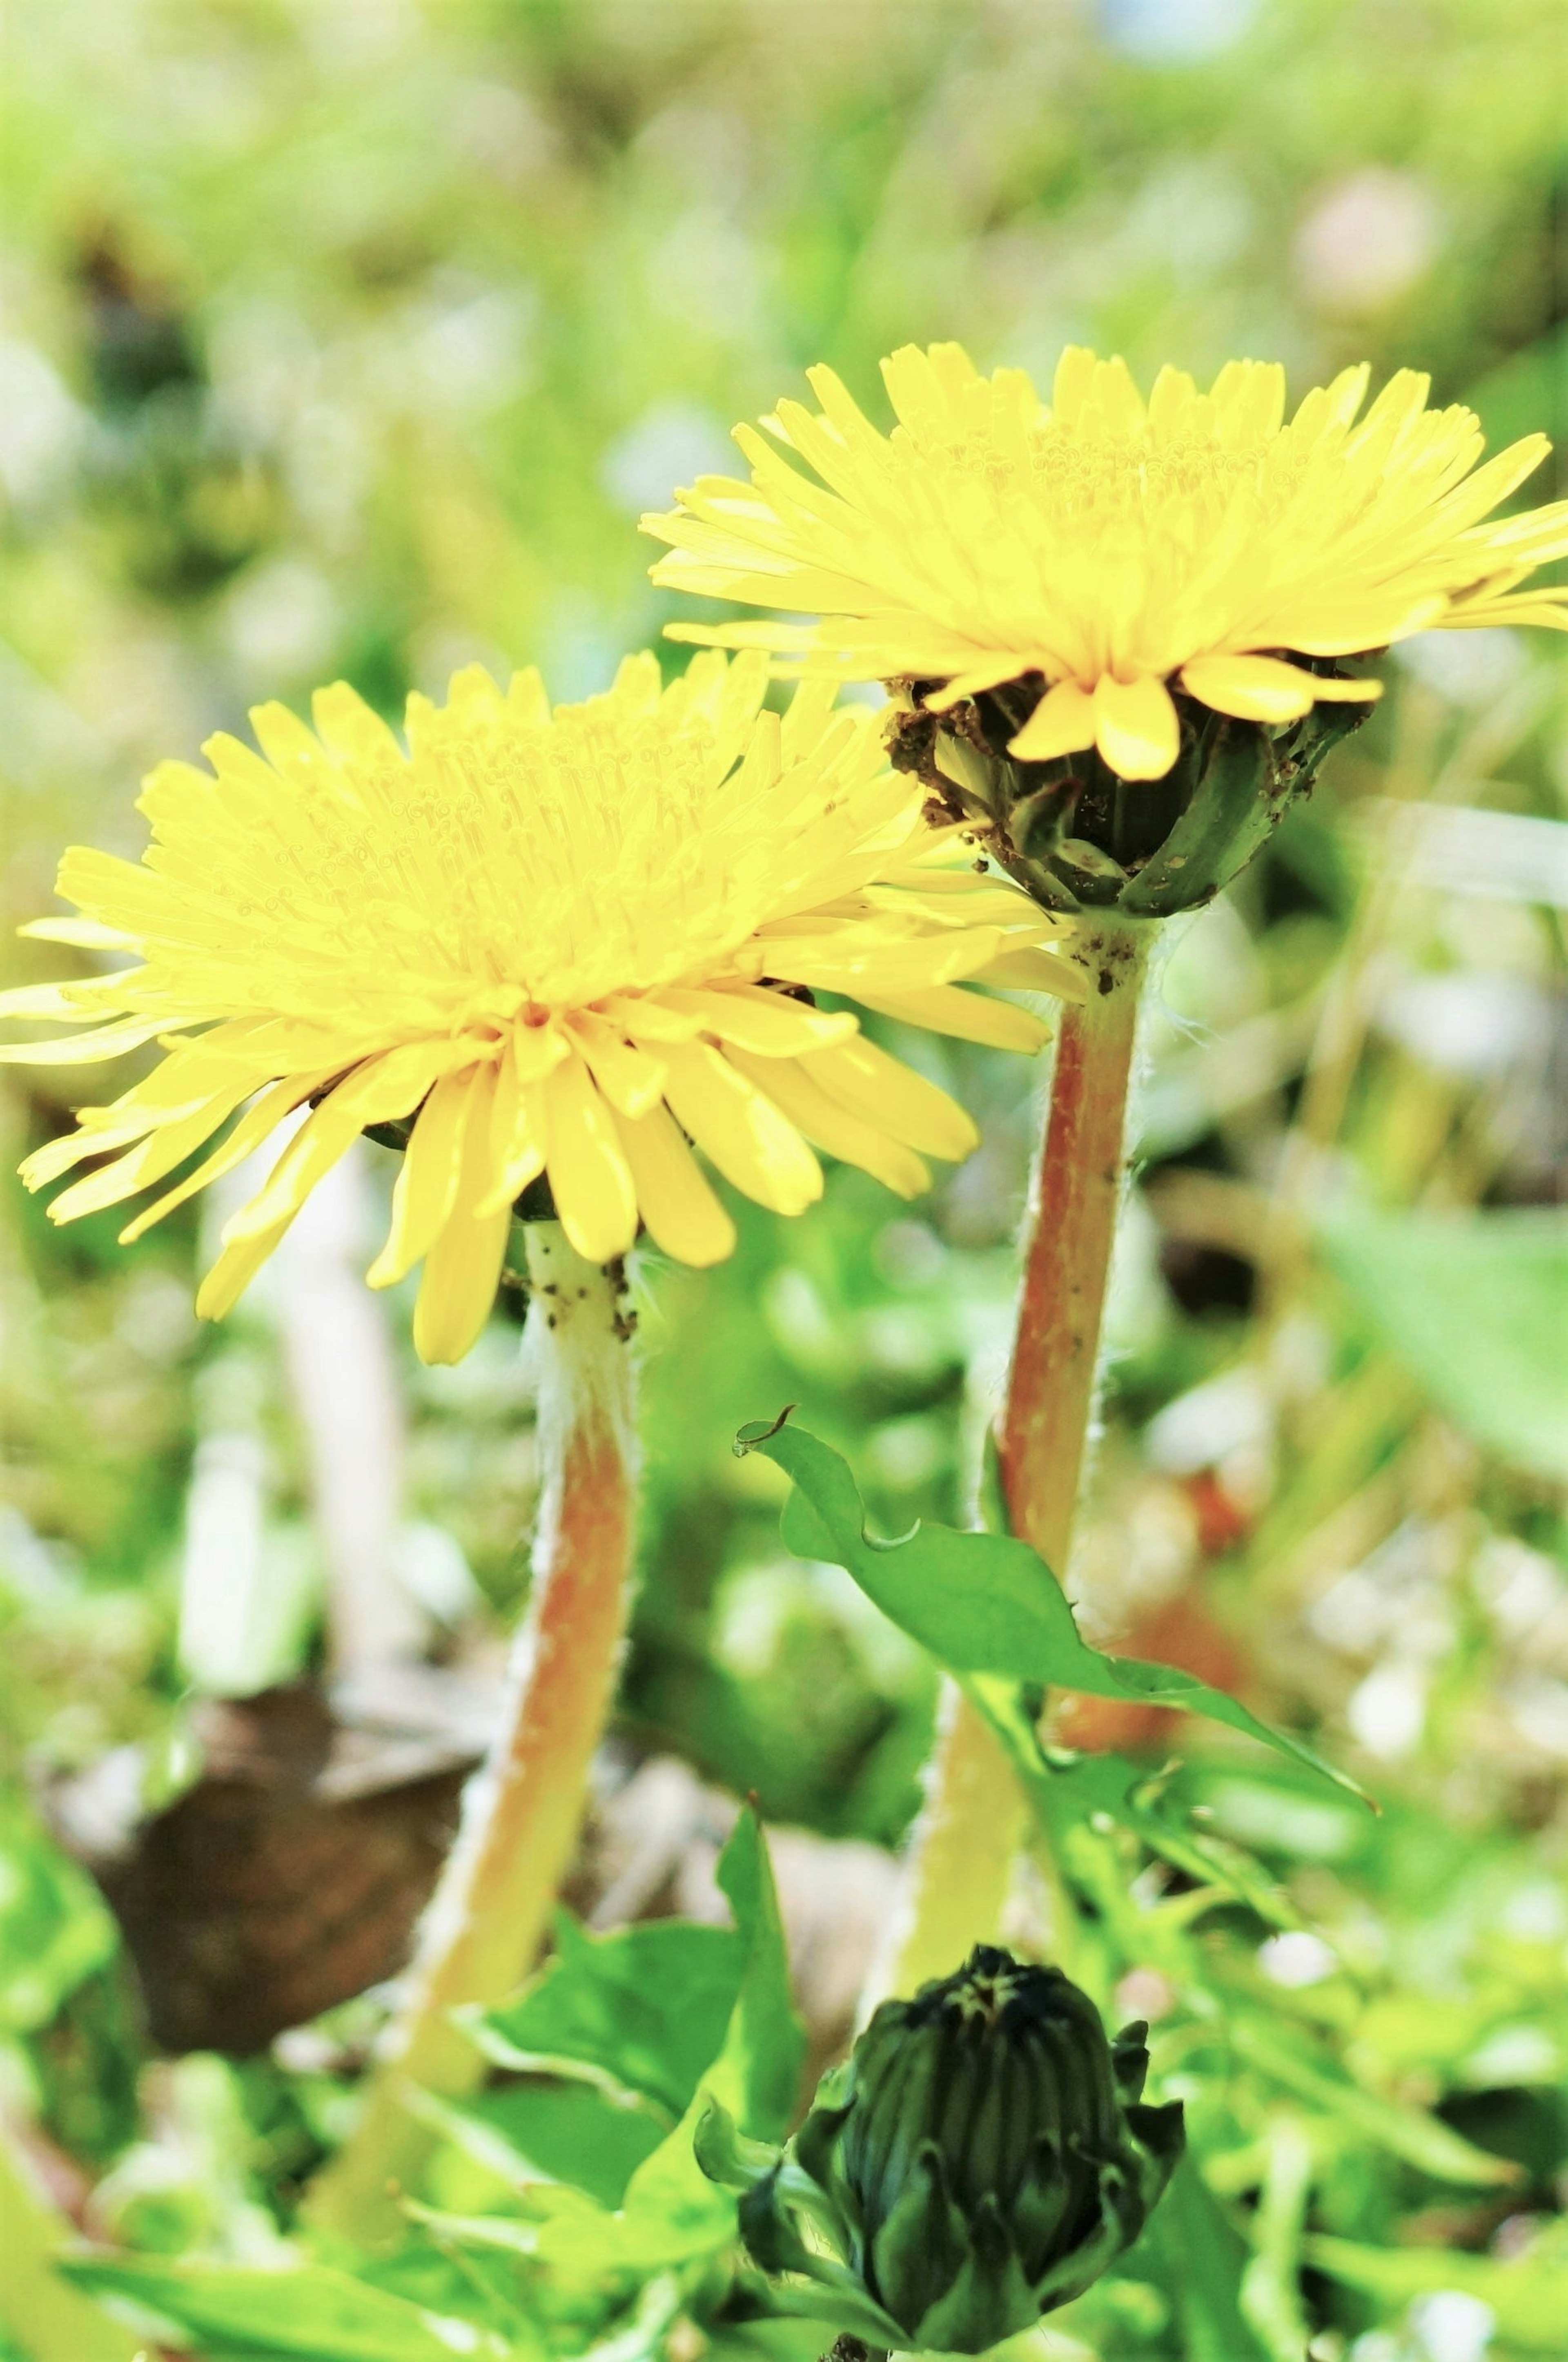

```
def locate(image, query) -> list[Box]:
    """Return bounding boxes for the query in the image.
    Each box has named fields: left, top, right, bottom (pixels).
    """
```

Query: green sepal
left=904, top=676, right=1373, bottom=921
left=866, top=2140, right=974, bottom=2335
left=911, top=2191, right=1039, bottom=2353
left=1118, top=700, right=1368, bottom=916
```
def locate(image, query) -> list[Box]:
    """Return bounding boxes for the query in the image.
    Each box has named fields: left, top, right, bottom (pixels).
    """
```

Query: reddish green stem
left=870, top=922, right=1149, bottom=2000
left=308, top=1225, right=637, bottom=2250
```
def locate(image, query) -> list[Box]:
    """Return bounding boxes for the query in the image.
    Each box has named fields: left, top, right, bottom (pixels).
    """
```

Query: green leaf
left=60, top=2259, right=512, bottom=2361
left=404, top=2080, right=666, bottom=2209
left=0, top=1795, right=118, bottom=2034
left=705, top=1794, right=803, bottom=2147
left=738, top=1419, right=1368, bottom=1805
left=1141, top=2159, right=1271, bottom=2362
left=1319, top=1208, right=1568, bottom=1482
left=1229, top=2019, right=1519, bottom=2189
left=1308, top=2236, right=1568, bottom=2351
left=461, top=1914, right=745, bottom=2119
left=526, top=1808, right=804, bottom=2275
left=970, top=1681, right=1302, bottom=1925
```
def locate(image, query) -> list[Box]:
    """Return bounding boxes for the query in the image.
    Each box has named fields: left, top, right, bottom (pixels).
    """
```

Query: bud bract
left=697, top=1943, right=1184, bottom=2354
left=895, top=682, right=1370, bottom=922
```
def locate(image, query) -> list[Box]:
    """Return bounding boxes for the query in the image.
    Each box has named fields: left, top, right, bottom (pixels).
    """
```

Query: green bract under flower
left=895, top=675, right=1373, bottom=921
left=697, top=1943, right=1185, bottom=2353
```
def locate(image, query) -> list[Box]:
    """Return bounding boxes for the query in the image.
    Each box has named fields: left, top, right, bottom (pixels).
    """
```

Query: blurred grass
left=1, top=3, right=1566, bottom=2357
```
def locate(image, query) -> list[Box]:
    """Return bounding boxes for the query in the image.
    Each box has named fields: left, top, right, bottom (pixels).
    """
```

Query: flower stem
left=307, top=1225, right=637, bottom=2250
left=873, top=921, right=1150, bottom=1999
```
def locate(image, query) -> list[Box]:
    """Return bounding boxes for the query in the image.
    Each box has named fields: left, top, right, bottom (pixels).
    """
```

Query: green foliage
left=465, top=1919, right=746, bottom=2122
left=1321, top=1207, right=1568, bottom=1483
left=737, top=1417, right=1367, bottom=1801
left=1141, top=2159, right=1271, bottom=2362
left=411, top=1808, right=802, bottom=2296
left=1307, top=2235, right=1568, bottom=2351
left=0, top=1794, right=117, bottom=2037
left=60, top=2256, right=516, bottom=2361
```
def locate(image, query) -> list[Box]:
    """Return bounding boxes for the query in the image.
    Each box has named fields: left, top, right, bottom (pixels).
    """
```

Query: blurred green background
left=2, top=4, right=1566, bottom=2358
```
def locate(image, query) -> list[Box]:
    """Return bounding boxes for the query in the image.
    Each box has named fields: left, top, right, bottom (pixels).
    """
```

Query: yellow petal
left=17, top=917, right=132, bottom=949
left=726, top=1047, right=930, bottom=1199
left=311, top=681, right=405, bottom=768
left=857, top=982, right=1051, bottom=1051
left=543, top=1051, right=639, bottom=1263
left=0, top=1016, right=167, bottom=1066
left=758, top=928, right=1002, bottom=995
left=0, top=981, right=107, bottom=1022
left=1266, top=593, right=1445, bottom=655
left=802, top=1037, right=978, bottom=1161
left=48, top=1086, right=255, bottom=1223
left=511, top=1023, right=570, bottom=1085
left=975, top=947, right=1089, bottom=1001
left=601, top=993, right=706, bottom=1045
left=117, top=1071, right=336, bottom=1242
left=477, top=1073, right=550, bottom=1214
left=1007, top=680, right=1097, bottom=763
left=657, top=983, right=858, bottom=1057
left=613, top=1101, right=736, bottom=1266
left=1092, top=675, right=1180, bottom=781
left=568, top=1012, right=668, bottom=1118
left=196, top=1085, right=380, bottom=1321
left=660, top=1038, right=822, bottom=1216
left=1179, top=654, right=1319, bottom=722
left=413, top=1194, right=512, bottom=1364
left=366, top=1067, right=476, bottom=1288
left=389, top=1061, right=510, bottom=1357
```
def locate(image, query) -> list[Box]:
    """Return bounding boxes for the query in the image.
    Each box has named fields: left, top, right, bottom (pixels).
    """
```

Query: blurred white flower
left=1410, top=2289, right=1494, bottom=2362
left=1397, top=626, right=1526, bottom=709
left=1296, top=168, right=1441, bottom=314
left=601, top=399, right=735, bottom=517
left=1258, top=1929, right=1339, bottom=1988
left=222, top=556, right=341, bottom=688
left=1101, top=0, right=1256, bottom=62
left=0, top=338, right=83, bottom=504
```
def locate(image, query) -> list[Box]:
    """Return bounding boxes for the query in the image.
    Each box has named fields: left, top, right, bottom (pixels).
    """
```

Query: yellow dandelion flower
left=644, top=343, right=1568, bottom=784
left=1, top=651, right=1072, bottom=1364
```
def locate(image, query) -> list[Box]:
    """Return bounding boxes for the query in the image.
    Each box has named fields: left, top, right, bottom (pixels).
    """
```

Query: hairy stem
left=871, top=922, right=1151, bottom=2000
left=307, top=1226, right=637, bottom=2248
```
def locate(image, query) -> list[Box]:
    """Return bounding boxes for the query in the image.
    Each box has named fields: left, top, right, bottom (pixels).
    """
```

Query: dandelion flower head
left=645, top=343, right=1568, bottom=782
left=2, top=651, right=1070, bottom=1362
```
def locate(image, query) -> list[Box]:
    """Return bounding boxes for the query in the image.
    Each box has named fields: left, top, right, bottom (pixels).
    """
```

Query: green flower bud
left=895, top=677, right=1371, bottom=922
left=697, top=1944, right=1184, bottom=2355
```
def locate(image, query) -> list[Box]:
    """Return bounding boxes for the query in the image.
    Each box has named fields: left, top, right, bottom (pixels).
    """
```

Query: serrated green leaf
left=59, top=2259, right=512, bottom=2361
left=461, top=1915, right=744, bottom=2120
left=738, top=1419, right=1368, bottom=1805
left=1319, top=1207, right=1568, bottom=1482
left=1308, top=2236, right=1568, bottom=2350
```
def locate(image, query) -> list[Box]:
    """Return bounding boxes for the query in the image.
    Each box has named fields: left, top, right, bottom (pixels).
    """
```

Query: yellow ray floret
left=1, top=651, right=1074, bottom=1363
left=644, top=343, right=1568, bottom=783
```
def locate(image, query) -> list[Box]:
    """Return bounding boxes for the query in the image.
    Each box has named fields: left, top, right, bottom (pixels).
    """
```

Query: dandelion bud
left=699, top=1943, right=1184, bottom=2354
